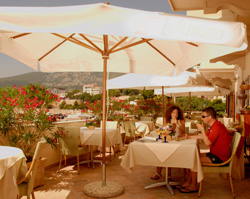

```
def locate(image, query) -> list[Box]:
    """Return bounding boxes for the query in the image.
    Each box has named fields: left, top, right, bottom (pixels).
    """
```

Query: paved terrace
left=34, top=145, right=250, bottom=199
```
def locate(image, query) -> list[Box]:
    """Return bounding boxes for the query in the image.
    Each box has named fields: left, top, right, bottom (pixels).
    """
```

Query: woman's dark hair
left=202, top=107, right=217, bottom=119
left=165, top=105, right=184, bottom=123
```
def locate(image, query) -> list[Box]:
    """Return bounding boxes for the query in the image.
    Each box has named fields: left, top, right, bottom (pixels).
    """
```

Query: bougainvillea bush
left=0, top=84, right=62, bottom=159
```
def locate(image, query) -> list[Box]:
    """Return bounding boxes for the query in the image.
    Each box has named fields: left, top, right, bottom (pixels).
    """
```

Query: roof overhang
left=198, top=62, right=236, bottom=90
left=168, top=0, right=250, bottom=16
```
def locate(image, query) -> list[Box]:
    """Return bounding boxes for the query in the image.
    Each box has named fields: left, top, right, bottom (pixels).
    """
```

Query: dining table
left=120, top=138, right=203, bottom=195
left=80, top=127, right=123, bottom=167
left=136, top=121, right=155, bottom=136
left=218, top=117, right=234, bottom=127
left=0, top=146, right=27, bottom=199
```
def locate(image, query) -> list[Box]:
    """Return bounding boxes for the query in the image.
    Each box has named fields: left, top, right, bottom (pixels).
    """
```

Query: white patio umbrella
left=107, top=71, right=196, bottom=90
left=154, top=85, right=230, bottom=97
left=0, top=3, right=247, bottom=195
left=154, top=85, right=230, bottom=113
left=107, top=71, right=199, bottom=124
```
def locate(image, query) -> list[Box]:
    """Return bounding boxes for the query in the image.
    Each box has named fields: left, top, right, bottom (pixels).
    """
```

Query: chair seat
left=18, top=182, right=29, bottom=197
left=202, top=165, right=230, bottom=173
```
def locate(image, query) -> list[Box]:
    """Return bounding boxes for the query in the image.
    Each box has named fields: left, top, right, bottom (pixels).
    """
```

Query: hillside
left=0, top=72, right=125, bottom=91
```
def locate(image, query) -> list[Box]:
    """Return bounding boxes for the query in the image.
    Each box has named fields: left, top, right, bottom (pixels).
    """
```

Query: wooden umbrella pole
left=162, top=86, right=166, bottom=126
left=102, top=34, right=109, bottom=186
left=189, top=92, right=191, bottom=115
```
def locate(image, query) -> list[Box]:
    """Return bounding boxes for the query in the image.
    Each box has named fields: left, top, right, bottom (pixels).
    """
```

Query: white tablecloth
left=155, top=117, right=163, bottom=126
left=136, top=121, right=155, bottom=135
left=120, top=138, right=203, bottom=182
left=80, top=127, right=123, bottom=151
left=0, top=146, right=27, bottom=199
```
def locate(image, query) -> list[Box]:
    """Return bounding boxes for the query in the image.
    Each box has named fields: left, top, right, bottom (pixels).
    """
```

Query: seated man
left=178, top=107, right=231, bottom=193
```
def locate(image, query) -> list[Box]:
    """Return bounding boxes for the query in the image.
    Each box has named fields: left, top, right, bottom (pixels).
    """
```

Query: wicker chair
left=58, top=126, right=90, bottom=174
left=198, top=132, right=241, bottom=198
left=17, top=141, right=47, bottom=199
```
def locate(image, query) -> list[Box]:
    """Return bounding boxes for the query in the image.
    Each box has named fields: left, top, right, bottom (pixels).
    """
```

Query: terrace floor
left=34, top=145, right=250, bottom=199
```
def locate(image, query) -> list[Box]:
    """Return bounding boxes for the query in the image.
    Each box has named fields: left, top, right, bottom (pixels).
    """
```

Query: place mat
left=144, top=142, right=180, bottom=163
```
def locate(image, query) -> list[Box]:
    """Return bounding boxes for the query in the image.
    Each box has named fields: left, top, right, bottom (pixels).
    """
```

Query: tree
left=206, top=99, right=226, bottom=116
left=140, top=89, right=154, bottom=99
left=73, top=100, right=79, bottom=109
left=108, top=89, right=121, bottom=97
left=176, top=96, right=206, bottom=112
left=91, top=94, right=102, bottom=102
left=59, top=101, right=66, bottom=109
left=122, top=89, right=139, bottom=96
left=66, top=89, right=81, bottom=99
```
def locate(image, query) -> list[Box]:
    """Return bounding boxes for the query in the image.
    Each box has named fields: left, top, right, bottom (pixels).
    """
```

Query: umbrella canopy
left=154, top=85, right=230, bottom=96
left=107, top=71, right=197, bottom=90
left=154, top=85, right=230, bottom=115
left=0, top=3, right=247, bottom=76
left=0, top=3, right=247, bottom=188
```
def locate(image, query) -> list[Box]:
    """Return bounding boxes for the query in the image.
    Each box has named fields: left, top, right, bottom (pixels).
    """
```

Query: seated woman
left=151, top=104, right=185, bottom=180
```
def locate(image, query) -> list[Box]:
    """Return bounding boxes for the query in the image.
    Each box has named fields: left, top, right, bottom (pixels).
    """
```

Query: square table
left=136, top=121, right=155, bottom=136
left=80, top=127, right=123, bottom=167
left=0, top=146, right=27, bottom=199
left=120, top=138, right=203, bottom=195
left=218, top=117, right=234, bottom=127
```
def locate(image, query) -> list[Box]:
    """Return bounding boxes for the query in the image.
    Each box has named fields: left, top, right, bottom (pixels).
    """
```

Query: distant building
left=83, top=83, right=102, bottom=95
left=49, top=87, right=66, bottom=99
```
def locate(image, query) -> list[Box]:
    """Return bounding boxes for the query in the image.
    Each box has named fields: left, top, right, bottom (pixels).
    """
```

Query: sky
left=0, top=0, right=185, bottom=78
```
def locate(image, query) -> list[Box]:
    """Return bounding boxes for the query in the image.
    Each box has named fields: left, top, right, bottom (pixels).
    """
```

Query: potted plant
left=0, top=84, right=63, bottom=158
left=0, top=84, right=65, bottom=187
left=0, top=84, right=67, bottom=186
left=85, top=119, right=99, bottom=129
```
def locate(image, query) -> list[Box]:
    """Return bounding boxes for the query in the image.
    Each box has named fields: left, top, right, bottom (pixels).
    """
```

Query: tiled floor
left=34, top=146, right=250, bottom=199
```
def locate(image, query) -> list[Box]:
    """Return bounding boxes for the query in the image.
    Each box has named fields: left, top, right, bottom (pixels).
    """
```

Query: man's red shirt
left=206, top=120, right=231, bottom=162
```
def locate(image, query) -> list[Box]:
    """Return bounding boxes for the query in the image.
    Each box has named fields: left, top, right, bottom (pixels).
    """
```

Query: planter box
left=87, top=126, right=95, bottom=130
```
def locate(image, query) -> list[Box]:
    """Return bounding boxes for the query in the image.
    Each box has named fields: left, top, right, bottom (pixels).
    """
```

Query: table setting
left=80, top=127, right=123, bottom=167
left=121, top=137, right=203, bottom=195
left=0, top=146, right=27, bottom=199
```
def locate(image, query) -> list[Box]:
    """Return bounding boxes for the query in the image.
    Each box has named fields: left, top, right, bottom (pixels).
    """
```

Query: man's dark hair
left=202, top=107, right=216, bottom=119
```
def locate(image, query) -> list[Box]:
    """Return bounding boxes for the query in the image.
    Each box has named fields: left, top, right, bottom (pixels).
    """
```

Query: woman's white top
left=172, top=120, right=182, bottom=138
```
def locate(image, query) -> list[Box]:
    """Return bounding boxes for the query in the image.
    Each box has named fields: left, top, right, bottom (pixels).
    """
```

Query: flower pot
left=88, top=126, right=95, bottom=130
left=237, top=94, right=247, bottom=100
left=240, top=109, right=250, bottom=115
left=240, top=85, right=250, bottom=90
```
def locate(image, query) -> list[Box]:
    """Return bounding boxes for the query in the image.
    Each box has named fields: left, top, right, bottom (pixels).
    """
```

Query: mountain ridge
left=0, top=72, right=125, bottom=91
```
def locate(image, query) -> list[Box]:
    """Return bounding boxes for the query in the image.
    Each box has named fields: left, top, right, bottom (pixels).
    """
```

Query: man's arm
left=195, top=123, right=212, bottom=146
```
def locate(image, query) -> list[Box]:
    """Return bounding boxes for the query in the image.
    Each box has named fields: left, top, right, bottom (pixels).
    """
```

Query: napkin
left=142, top=136, right=157, bottom=141
left=144, top=142, right=181, bottom=162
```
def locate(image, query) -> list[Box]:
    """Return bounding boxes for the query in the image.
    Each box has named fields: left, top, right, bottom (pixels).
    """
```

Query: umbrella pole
left=189, top=92, right=191, bottom=115
left=102, top=55, right=107, bottom=186
left=101, top=35, right=109, bottom=186
left=162, top=86, right=166, bottom=125
left=83, top=34, right=124, bottom=199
